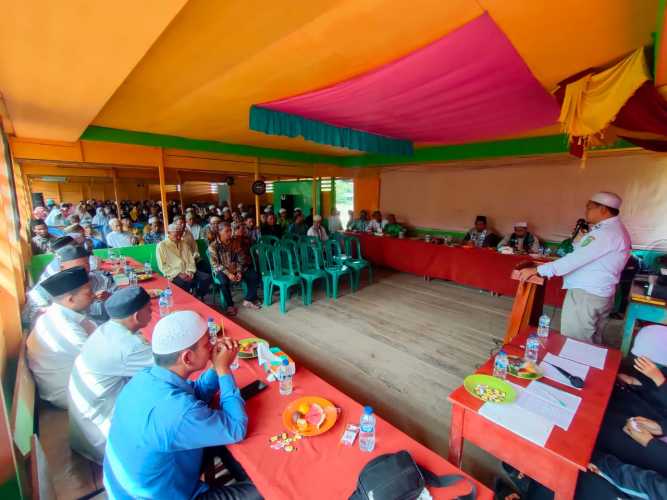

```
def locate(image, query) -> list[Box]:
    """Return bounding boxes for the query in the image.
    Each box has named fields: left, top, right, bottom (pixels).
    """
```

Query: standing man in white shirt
left=68, top=286, right=153, bottom=463
left=518, top=192, right=631, bottom=343
left=307, top=215, right=329, bottom=242
left=27, top=267, right=96, bottom=408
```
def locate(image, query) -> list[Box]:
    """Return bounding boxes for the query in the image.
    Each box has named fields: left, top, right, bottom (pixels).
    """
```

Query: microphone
left=572, top=218, right=589, bottom=239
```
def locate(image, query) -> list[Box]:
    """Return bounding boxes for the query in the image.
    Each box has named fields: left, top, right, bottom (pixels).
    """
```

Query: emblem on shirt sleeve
left=580, top=235, right=596, bottom=247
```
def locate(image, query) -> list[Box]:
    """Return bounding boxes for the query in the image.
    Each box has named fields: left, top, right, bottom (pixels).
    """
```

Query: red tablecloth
left=352, top=233, right=566, bottom=307
left=117, top=262, right=492, bottom=500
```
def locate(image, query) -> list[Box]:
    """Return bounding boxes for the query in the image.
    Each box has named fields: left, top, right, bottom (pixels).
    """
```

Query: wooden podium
left=504, top=268, right=547, bottom=344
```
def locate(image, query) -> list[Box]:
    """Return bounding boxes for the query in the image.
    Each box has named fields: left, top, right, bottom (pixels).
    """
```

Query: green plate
left=463, top=374, right=517, bottom=404
left=238, top=337, right=268, bottom=359
left=507, top=355, right=543, bottom=380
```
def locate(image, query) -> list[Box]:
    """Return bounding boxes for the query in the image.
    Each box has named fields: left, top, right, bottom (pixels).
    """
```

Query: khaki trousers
left=560, top=288, right=614, bottom=343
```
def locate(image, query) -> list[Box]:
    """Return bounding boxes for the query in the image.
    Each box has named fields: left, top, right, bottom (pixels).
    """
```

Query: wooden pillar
left=176, top=171, right=185, bottom=213
left=254, top=158, right=260, bottom=225
left=111, top=168, right=121, bottom=217
left=158, top=149, right=169, bottom=230
left=311, top=174, right=320, bottom=216
left=330, top=176, right=336, bottom=215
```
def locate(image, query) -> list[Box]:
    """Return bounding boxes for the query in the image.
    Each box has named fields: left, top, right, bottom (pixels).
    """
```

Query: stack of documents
left=539, top=353, right=589, bottom=390
left=558, top=339, right=607, bottom=369
left=479, top=381, right=582, bottom=446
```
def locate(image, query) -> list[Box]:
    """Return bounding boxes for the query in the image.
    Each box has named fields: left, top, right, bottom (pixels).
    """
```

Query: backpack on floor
left=349, top=450, right=476, bottom=500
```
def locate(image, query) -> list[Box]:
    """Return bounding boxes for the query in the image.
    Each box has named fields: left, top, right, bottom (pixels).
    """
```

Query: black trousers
left=197, top=446, right=263, bottom=500
left=172, top=271, right=211, bottom=298
left=214, top=269, right=259, bottom=307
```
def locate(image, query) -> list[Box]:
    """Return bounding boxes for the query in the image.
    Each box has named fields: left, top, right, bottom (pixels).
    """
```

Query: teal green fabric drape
left=249, top=105, right=413, bottom=156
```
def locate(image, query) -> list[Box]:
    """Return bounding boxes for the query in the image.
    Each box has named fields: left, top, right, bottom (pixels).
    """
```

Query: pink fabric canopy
left=256, top=13, right=560, bottom=145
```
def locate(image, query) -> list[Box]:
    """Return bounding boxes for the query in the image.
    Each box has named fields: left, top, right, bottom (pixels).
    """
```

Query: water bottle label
left=360, top=423, right=373, bottom=433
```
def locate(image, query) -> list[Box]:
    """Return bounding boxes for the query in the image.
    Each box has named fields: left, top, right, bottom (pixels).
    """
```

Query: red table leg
left=552, top=465, right=579, bottom=500
left=448, top=405, right=465, bottom=467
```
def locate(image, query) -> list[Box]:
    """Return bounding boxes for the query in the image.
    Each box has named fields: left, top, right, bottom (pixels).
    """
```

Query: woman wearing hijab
left=76, top=203, right=92, bottom=224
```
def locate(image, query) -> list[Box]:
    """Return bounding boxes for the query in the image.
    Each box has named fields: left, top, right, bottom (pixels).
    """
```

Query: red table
left=447, top=330, right=621, bottom=500
left=119, top=262, right=492, bottom=499
left=352, top=233, right=566, bottom=307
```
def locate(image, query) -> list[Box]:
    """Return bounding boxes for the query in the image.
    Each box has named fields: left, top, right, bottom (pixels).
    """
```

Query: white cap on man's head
left=167, top=222, right=180, bottom=232
left=148, top=216, right=158, bottom=224
left=590, top=191, right=622, bottom=210
left=514, top=221, right=528, bottom=228
left=279, top=208, right=287, bottom=213
left=264, top=207, right=272, bottom=213
left=222, top=206, right=231, bottom=212
left=313, top=214, right=322, bottom=221
left=152, top=311, right=208, bottom=355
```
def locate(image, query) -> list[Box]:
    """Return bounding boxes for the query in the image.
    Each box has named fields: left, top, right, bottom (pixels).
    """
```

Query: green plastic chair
left=268, top=245, right=304, bottom=314
left=323, top=239, right=354, bottom=299
left=297, top=240, right=330, bottom=305
left=251, top=243, right=276, bottom=306
left=343, top=235, right=373, bottom=290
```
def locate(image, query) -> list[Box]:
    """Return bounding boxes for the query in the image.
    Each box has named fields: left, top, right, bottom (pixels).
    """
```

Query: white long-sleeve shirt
left=307, top=224, right=329, bottom=242
left=68, top=320, right=153, bottom=463
left=537, top=216, right=631, bottom=297
left=27, top=303, right=93, bottom=408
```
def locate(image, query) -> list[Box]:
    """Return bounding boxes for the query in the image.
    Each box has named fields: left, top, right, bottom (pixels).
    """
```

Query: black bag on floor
left=349, top=450, right=476, bottom=500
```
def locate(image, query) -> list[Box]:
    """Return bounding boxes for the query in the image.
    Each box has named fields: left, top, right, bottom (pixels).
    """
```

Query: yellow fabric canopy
left=558, top=48, right=651, bottom=143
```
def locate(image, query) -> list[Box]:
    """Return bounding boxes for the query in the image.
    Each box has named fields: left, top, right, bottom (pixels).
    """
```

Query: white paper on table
left=539, top=353, right=590, bottom=390
left=558, top=338, right=607, bottom=369
left=517, top=381, right=582, bottom=431
left=479, top=391, right=554, bottom=446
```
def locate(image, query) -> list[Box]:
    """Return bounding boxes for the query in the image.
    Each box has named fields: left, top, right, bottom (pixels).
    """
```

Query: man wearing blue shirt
left=103, top=310, right=262, bottom=499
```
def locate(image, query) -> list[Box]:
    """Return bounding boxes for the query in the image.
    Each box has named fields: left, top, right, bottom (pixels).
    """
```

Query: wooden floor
left=231, top=268, right=623, bottom=485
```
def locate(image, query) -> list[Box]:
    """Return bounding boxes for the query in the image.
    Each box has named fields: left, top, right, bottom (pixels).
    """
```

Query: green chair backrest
left=299, top=235, right=319, bottom=245
left=344, top=235, right=364, bottom=260
left=259, top=235, right=280, bottom=246
left=28, top=254, right=55, bottom=283
left=297, top=240, right=324, bottom=271
left=251, top=243, right=275, bottom=277
left=323, top=239, right=344, bottom=267
left=281, top=233, right=300, bottom=243
left=272, top=245, right=300, bottom=277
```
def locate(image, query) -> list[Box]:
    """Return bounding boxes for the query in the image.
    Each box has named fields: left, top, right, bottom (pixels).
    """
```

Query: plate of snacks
left=238, top=337, right=268, bottom=359
left=507, top=355, right=543, bottom=380
left=147, top=288, right=163, bottom=299
left=282, top=396, right=338, bottom=437
left=136, top=273, right=153, bottom=282
left=463, top=374, right=516, bottom=404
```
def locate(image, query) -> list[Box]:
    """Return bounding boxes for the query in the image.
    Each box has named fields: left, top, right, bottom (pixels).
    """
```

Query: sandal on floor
left=242, top=300, right=261, bottom=310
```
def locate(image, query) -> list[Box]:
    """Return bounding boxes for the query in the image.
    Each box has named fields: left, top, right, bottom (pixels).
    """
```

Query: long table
left=352, top=233, right=567, bottom=307
left=447, top=329, right=621, bottom=500
left=121, top=262, right=492, bottom=499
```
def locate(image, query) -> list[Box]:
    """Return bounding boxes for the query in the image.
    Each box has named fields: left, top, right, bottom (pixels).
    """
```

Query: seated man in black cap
left=27, top=267, right=96, bottom=409
left=68, top=286, right=153, bottom=464
left=463, top=215, right=499, bottom=248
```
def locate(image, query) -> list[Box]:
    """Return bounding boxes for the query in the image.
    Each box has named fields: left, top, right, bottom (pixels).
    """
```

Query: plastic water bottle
left=525, top=333, right=540, bottom=363
left=128, top=271, right=138, bottom=287
left=359, top=406, right=376, bottom=452
left=537, top=314, right=551, bottom=345
left=143, top=261, right=152, bottom=277
left=207, top=318, right=219, bottom=345
left=493, top=350, right=508, bottom=380
left=164, top=286, right=173, bottom=308
left=278, top=358, right=293, bottom=396
left=230, top=352, right=240, bottom=371
left=158, top=292, right=170, bottom=317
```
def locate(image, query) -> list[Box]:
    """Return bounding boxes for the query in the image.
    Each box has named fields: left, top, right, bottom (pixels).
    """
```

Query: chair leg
left=349, top=272, right=356, bottom=292
left=322, top=275, right=331, bottom=298
left=263, top=279, right=272, bottom=306
left=304, top=280, right=313, bottom=306
left=279, top=285, right=287, bottom=314
left=368, top=266, right=373, bottom=285
left=331, top=276, right=339, bottom=300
